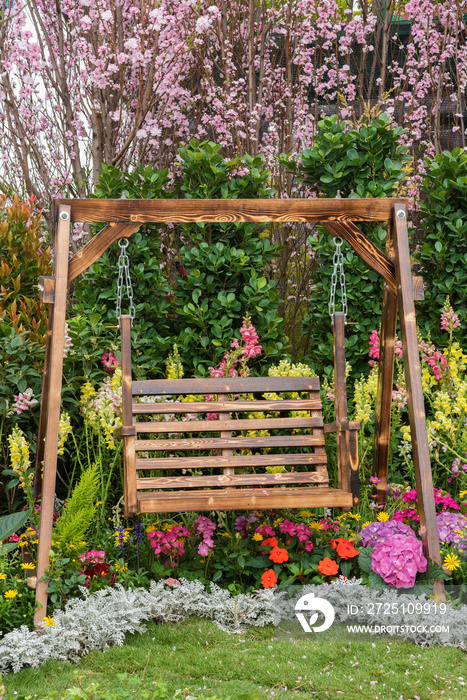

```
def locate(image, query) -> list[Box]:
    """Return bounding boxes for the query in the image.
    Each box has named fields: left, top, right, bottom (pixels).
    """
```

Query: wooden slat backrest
left=118, top=314, right=330, bottom=511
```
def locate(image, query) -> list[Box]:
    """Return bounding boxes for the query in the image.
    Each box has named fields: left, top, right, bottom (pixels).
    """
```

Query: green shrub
left=415, top=147, right=467, bottom=342
left=280, top=113, right=410, bottom=376
left=73, top=140, right=286, bottom=377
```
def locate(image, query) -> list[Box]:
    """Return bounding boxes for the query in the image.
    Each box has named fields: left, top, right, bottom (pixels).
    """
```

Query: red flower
left=261, top=569, right=278, bottom=588
left=261, top=537, right=278, bottom=548
left=331, top=538, right=359, bottom=560
left=318, top=558, right=339, bottom=576
left=269, top=546, right=289, bottom=564
left=335, top=539, right=359, bottom=560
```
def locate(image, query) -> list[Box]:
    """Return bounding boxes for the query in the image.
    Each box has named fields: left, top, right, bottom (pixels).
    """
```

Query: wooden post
left=373, top=217, right=398, bottom=505
left=121, top=315, right=138, bottom=517
left=33, top=307, right=54, bottom=499
left=392, top=203, right=443, bottom=590
left=34, top=206, right=71, bottom=625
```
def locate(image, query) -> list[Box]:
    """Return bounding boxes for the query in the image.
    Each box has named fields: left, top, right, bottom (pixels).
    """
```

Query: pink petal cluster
left=12, top=388, right=38, bottom=415
left=194, top=515, right=216, bottom=556
left=419, top=340, right=448, bottom=381
left=441, top=300, right=460, bottom=333
left=278, top=518, right=314, bottom=551
left=209, top=314, right=262, bottom=378
left=371, top=534, right=427, bottom=588
left=101, top=352, right=121, bottom=373
left=368, top=330, right=379, bottom=367
left=403, top=487, right=460, bottom=511
left=79, top=549, right=106, bottom=564
left=147, top=525, right=190, bottom=566
left=240, top=317, right=262, bottom=359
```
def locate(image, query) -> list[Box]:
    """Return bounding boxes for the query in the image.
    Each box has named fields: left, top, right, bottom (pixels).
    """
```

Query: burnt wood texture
left=34, top=206, right=71, bottom=625
left=33, top=197, right=443, bottom=623
left=392, top=204, right=443, bottom=589
left=117, top=314, right=360, bottom=516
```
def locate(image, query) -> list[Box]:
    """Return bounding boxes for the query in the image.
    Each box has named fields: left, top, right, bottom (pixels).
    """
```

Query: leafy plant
left=280, top=113, right=411, bottom=376
left=415, top=148, right=467, bottom=342
left=74, top=139, right=287, bottom=377
left=0, top=194, right=51, bottom=345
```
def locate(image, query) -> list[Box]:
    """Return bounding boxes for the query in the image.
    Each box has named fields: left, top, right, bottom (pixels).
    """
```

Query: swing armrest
left=324, top=420, right=362, bottom=434
left=114, top=425, right=136, bottom=438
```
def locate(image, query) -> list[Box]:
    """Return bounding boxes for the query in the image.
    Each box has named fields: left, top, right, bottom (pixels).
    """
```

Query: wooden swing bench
left=116, top=313, right=361, bottom=516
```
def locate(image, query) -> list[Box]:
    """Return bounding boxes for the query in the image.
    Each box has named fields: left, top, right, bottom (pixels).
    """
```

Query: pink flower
left=371, top=535, right=427, bottom=588
left=102, top=352, right=121, bottom=373
left=441, top=298, right=460, bottom=333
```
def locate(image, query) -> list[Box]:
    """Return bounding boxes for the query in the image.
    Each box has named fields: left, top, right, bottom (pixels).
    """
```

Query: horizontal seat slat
left=132, top=376, right=319, bottom=396
left=129, top=416, right=323, bottom=434
left=132, top=398, right=322, bottom=414
left=135, top=453, right=327, bottom=470
left=137, top=471, right=328, bottom=489
left=133, top=434, right=325, bottom=451
left=136, top=487, right=354, bottom=512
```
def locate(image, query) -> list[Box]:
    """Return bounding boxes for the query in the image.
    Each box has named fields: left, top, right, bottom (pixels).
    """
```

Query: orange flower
left=269, top=546, right=289, bottom=564
left=318, top=558, right=339, bottom=576
left=335, top=539, right=359, bottom=560
left=261, top=537, right=278, bottom=548
left=261, top=568, right=278, bottom=588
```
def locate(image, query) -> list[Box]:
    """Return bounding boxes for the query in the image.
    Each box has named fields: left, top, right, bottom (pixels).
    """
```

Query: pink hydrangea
left=371, top=534, right=427, bottom=588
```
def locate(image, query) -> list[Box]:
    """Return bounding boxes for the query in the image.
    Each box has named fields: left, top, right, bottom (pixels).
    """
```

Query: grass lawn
left=2, top=618, right=465, bottom=700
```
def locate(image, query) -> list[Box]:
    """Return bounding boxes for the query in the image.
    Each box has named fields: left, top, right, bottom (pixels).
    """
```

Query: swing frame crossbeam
left=33, top=197, right=442, bottom=624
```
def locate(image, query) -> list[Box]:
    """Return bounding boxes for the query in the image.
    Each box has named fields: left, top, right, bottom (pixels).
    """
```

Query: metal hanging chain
left=116, top=238, right=135, bottom=327
left=328, top=236, right=348, bottom=323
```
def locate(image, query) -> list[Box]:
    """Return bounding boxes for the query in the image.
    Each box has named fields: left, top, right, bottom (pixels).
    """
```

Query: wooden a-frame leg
left=392, top=204, right=443, bottom=593
left=33, top=308, right=54, bottom=499
left=34, top=206, right=71, bottom=625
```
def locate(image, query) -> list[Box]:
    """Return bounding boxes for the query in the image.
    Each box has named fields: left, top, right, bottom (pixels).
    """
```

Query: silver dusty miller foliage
left=0, top=580, right=465, bottom=674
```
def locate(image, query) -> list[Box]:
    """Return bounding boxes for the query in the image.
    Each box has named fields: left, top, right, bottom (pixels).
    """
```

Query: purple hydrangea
left=371, top=534, right=427, bottom=588
left=359, top=519, right=416, bottom=547
left=436, top=512, right=467, bottom=554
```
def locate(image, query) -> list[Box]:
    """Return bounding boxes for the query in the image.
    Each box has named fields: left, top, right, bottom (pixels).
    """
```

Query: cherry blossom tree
left=1, top=0, right=467, bottom=223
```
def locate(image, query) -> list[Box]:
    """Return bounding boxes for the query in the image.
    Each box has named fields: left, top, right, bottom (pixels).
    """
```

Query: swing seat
left=116, top=316, right=361, bottom=516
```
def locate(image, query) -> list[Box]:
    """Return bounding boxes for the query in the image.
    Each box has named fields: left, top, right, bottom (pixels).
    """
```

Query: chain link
left=116, top=239, right=135, bottom=327
left=328, top=236, right=348, bottom=323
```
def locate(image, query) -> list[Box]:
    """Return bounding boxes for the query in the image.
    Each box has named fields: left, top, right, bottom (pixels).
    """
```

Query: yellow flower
left=114, top=562, right=128, bottom=573
left=43, top=616, right=56, bottom=627
left=361, top=521, right=371, bottom=529
left=443, top=553, right=461, bottom=571
left=4, top=589, right=18, bottom=599
left=377, top=512, right=390, bottom=522
left=348, top=513, right=361, bottom=521
left=299, top=510, right=313, bottom=518
left=20, top=563, right=36, bottom=570
left=460, top=491, right=467, bottom=499
left=252, top=533, right=263, bottom=541
left=309, top=522, right=324, bottom=531
left=273, top=517, right=284, bottom=527
left=219, top=532, right=230, bottom=538
left=0, top=573, right=7, bottom=580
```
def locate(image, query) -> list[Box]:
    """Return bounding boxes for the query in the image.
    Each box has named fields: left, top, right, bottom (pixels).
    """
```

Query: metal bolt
left=59, top=211, right=69, bottom=220
left=396, top=209, right=405, bottom=218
